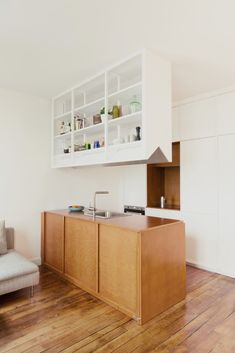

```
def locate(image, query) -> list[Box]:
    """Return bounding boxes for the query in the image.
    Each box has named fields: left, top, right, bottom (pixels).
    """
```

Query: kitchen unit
left=52, top=49, right=171, bottom=167
left=147, top=88, right=235, bottom=277
left=147, top=104, right=218, bottom=271
left=41, top=211, right=186, bottom=324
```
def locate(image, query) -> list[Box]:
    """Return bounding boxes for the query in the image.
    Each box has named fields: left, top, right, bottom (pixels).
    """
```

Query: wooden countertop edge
left=139, top=219, right=184, bottom=233
left=42, top=210, right=183, bottom=233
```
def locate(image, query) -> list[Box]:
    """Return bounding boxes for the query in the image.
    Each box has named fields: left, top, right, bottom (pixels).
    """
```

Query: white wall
left=0, top=88, right=146, bottom=264
left=3, top=86, right=235, bottom=279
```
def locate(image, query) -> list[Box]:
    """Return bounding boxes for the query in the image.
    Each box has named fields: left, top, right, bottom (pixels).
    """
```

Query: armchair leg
left=30, top=286, right=34, bottom=297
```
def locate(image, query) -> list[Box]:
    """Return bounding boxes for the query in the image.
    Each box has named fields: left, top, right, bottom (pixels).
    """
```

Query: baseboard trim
left=187, top=261, right=235, bottom=279
left=186, top=261, right=217, bottom=274
left=30, top=257, right=41, bottom=266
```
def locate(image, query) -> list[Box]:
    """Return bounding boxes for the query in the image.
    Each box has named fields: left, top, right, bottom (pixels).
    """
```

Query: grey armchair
left=0, top=228, right=39, bottom=296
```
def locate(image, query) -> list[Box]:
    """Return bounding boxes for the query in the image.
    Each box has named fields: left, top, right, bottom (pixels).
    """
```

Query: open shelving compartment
left=52, top=91, right=73, bottom=166
left=51, top=49, right=171, bottom=167
left=107, top=54, right=142, bottom=151
left=73, top=124, right=105, bottom=165
left=147, top=142, right=180, bottom=210
left=73, top=75, right=106, bottom=165
left=54, top=92, right=72, bottom=118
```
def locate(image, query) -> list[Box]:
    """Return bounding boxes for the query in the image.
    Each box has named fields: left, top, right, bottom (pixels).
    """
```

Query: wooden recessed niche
left=147, top=142, right=180, bottom=210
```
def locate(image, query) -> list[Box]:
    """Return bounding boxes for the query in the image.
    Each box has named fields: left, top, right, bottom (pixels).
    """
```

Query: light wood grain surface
left=1, top=266, right=235, bottom=352
left=64, top=217, right=98, bottom=293
left=45, top=209, right=179, bottom=232
left=147, top=142, right=180, bottom=209
left=43, top=212, right=64, bottom=273
left=42, top=211, right=186, bottom=324
left=99, top=225, right=140, bottom=317
left=141, top=221, right=186, bottom=323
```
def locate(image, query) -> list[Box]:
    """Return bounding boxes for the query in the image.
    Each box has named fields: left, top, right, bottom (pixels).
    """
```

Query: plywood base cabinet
left=42, top=211, right=186, bottom=324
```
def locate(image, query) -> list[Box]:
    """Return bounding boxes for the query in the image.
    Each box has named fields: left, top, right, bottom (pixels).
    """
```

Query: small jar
left=129, top=95, right=141, bottom=114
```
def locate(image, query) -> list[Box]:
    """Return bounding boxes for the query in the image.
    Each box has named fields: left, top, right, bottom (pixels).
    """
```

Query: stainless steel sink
left=84, top=210, right=130, bottom=219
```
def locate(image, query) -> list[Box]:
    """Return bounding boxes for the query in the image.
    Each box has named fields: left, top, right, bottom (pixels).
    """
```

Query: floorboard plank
left=0, top=266, right=235, bottom=353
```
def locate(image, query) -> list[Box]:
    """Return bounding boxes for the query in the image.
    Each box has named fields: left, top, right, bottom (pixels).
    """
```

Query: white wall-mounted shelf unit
left=52, top=49, right=172, bottom=167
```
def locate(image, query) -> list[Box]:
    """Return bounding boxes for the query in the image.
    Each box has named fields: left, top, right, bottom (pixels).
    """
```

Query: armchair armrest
left=6, top=228, right=14, bottom=249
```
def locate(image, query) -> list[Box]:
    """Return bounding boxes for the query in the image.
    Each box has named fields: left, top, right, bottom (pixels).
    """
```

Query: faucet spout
left=93, top=191, right=109, bottom=220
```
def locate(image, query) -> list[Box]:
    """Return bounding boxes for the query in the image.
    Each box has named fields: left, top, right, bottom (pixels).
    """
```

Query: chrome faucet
left=93, top=191, right=109, bottom=219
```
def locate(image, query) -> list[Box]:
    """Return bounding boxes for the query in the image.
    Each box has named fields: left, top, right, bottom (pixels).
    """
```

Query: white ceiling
left=1, top=0, right=235, bottom=101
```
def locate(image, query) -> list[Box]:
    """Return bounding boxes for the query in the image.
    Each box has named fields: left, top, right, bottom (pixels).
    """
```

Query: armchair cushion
left=0, top=250, right=38, bottom=281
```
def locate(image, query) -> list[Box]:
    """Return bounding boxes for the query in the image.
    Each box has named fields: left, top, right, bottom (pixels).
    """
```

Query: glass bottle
left=112, top=105, right=119, bottom=119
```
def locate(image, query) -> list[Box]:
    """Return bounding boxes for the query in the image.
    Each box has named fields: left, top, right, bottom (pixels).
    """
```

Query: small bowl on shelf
left=68, top=205, right=84, bottom=212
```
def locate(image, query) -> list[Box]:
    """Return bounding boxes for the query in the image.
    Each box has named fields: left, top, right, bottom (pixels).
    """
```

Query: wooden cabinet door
left=64, top=218, right=98, bottom=292
left=99, top=224, right=139, bottom=317
left=43, top=213, right=64, bottom=273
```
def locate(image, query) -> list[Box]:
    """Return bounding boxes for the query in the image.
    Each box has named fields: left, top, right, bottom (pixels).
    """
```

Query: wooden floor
left=1, top=267, right=235, bottom=353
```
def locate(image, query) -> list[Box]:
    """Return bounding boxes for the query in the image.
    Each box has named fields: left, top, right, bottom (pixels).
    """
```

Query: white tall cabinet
left=218, top=134, right=235, bottom=277
left=147, top=89, right=235, bottom=277
left=181, top=138, right=218, bottom=270
left=181, top=138, right=217, bottom=215
left=216, top=91, right=235, bottom=277
left=179, top=97, right=217, bottom=140
left=172, top=107, right=180, bottom=143
left=216, top=91, right=235, bottom=135
left=180, top=92, right=235, bottom=275
left=52, top=49, right=171, bottom=167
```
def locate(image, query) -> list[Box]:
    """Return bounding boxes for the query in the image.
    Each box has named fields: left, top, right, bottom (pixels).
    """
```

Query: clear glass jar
left=129, top=95, right=141, bottom=114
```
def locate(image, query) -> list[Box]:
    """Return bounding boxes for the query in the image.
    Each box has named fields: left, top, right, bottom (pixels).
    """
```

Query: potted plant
left=100, top=107, right=112, bottom=122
